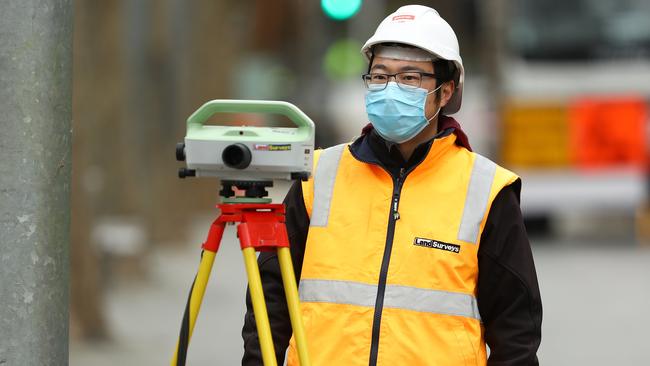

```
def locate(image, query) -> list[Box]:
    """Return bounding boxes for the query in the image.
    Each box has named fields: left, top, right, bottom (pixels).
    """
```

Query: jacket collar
left=359, top=115, right=472, bottom=152
left=350, top=115, right=471, bottom=175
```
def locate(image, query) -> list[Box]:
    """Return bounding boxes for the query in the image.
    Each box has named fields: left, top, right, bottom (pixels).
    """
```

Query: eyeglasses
left=361, top=72, right=437, bottom=91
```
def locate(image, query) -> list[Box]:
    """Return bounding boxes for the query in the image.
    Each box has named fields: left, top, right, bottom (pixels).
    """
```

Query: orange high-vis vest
left=287, top=134, right=519, bottom=366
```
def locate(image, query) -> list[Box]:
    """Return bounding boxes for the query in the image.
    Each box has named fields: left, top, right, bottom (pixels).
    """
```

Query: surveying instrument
left=171, top=100, right=314, bottom=366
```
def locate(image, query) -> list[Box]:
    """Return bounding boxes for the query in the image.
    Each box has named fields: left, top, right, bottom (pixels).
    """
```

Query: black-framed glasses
left=361, top=72, right=437, bottom=91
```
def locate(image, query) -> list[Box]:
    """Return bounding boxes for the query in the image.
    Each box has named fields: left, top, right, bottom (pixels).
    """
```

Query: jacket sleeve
left=241, top=181, right=310, bottom=365
left=477, top=180, right=543, bottom=366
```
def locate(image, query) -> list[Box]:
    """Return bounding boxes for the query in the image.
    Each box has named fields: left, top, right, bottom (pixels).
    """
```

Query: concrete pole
left=0, top=1, right=73, bottom=365
left=477, top=0, right=509, bottom=156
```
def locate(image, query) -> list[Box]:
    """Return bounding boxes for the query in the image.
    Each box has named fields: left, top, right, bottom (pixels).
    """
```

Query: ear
left=439, top=80, right=455, bottom=108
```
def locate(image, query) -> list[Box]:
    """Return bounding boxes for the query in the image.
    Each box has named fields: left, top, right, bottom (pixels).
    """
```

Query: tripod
left=171, top=181, right=311, bottom=366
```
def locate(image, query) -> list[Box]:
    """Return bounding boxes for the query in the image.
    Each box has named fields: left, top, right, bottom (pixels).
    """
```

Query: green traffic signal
left=321, top=0, right=362, bottom=21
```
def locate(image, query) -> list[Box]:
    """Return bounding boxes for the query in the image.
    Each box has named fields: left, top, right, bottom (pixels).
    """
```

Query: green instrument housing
left=178, top=99, right=316, bottom=202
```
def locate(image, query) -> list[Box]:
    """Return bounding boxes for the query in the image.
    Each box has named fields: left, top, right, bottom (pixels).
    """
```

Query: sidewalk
left=71, top=230, right=650, bottom=365
left=70, top=222, right=249, bottom=365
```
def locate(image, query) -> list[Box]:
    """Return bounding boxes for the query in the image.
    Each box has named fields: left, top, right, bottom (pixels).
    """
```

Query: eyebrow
left=399, top=65, right=430, bottom=73
left=370, top=64, right=432, bottom=73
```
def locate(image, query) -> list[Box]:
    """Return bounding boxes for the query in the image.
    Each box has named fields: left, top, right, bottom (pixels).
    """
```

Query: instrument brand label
left=254, top=144, right=292, bottom=151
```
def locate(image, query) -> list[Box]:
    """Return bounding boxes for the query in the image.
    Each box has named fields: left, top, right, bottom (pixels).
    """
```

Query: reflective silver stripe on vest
left=299, top=279, right=377, bottom=307
left=299, top=279, right=481, bottom=320
left=384, top=284, right=480, bottom=320
left=310, top=143, right=346, bottom=227
left=457, top=154, right=497, bottom=244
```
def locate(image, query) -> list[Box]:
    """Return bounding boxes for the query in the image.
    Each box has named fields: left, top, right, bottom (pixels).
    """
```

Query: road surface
left=71, top=231, right=650, bottom=365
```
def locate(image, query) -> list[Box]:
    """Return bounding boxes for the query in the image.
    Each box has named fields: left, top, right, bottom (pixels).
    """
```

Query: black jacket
left=242, top=126, right=543, bottom=366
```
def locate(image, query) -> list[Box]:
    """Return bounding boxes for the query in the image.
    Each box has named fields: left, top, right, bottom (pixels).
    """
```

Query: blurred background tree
left=71, top=0, right=245, bottom=339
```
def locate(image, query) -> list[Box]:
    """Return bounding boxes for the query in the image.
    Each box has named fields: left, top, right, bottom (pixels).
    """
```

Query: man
left=242, top=5, right=542, bottom=366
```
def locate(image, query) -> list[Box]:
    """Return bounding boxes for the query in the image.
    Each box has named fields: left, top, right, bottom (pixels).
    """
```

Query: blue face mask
left=365, top=82, right=441, bottom=143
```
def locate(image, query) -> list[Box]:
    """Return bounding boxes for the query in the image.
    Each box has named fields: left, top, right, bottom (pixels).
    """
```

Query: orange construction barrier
left=569, top=96, right=648, bottom=169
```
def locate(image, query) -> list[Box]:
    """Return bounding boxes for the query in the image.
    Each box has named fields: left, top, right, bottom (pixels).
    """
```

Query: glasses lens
left=396, top=72, right=422, bottom=88
left=367, top=83, right=385, bottom=91
left=370, top=74, right=387, bottom=84
left=364, top=74, right=388, bottom=90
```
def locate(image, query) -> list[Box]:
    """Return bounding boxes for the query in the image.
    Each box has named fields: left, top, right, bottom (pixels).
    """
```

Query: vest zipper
left=347, top=139, right=435, bottom=366
left=392, top=169, right=404, bottom=220
left=368, top=167, right=406, bottom=366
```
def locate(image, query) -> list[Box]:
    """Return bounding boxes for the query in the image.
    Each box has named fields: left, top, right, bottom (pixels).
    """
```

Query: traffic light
left=320, top=0, right=365, bottom=80
left=321, top=0, right=362, bottom=21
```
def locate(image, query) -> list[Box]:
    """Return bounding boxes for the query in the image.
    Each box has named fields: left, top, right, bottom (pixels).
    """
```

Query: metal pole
left=0, top=1, right=73, bottom=365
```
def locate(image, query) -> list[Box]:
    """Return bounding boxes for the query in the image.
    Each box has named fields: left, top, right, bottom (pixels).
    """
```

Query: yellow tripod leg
left=242, top=247, right=278, bottom=366
left=277, top=247, right=311, bottom=366
left=171, top=250, right=216, bottom=366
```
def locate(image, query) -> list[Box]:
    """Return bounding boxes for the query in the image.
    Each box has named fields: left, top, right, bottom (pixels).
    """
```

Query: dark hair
left=433, top=59, right=459, bottom=88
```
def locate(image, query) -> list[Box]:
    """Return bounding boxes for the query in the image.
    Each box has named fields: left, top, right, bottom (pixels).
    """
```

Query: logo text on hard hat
left=392, top=15, right=415, bottom=22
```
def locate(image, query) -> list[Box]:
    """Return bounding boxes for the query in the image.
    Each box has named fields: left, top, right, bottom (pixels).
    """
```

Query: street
left=70, top=230, right=650, bottom=365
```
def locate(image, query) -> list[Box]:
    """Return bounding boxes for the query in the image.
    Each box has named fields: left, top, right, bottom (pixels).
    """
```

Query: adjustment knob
left=176, top=142, right=186, bottom=161
left=178, top=168, right=196, bottom=179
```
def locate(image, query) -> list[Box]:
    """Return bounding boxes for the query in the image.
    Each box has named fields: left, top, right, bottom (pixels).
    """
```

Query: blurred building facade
left=490, top=0, right=650, bottom=236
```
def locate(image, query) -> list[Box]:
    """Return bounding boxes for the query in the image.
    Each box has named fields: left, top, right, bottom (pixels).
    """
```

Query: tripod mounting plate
left=219, top=180, right=274, bottom=204
left=222, top=197, right=272, bottom=204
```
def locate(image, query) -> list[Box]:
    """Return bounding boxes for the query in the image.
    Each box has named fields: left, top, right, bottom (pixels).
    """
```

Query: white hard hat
left=361, top=5, right=464, bottom=114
